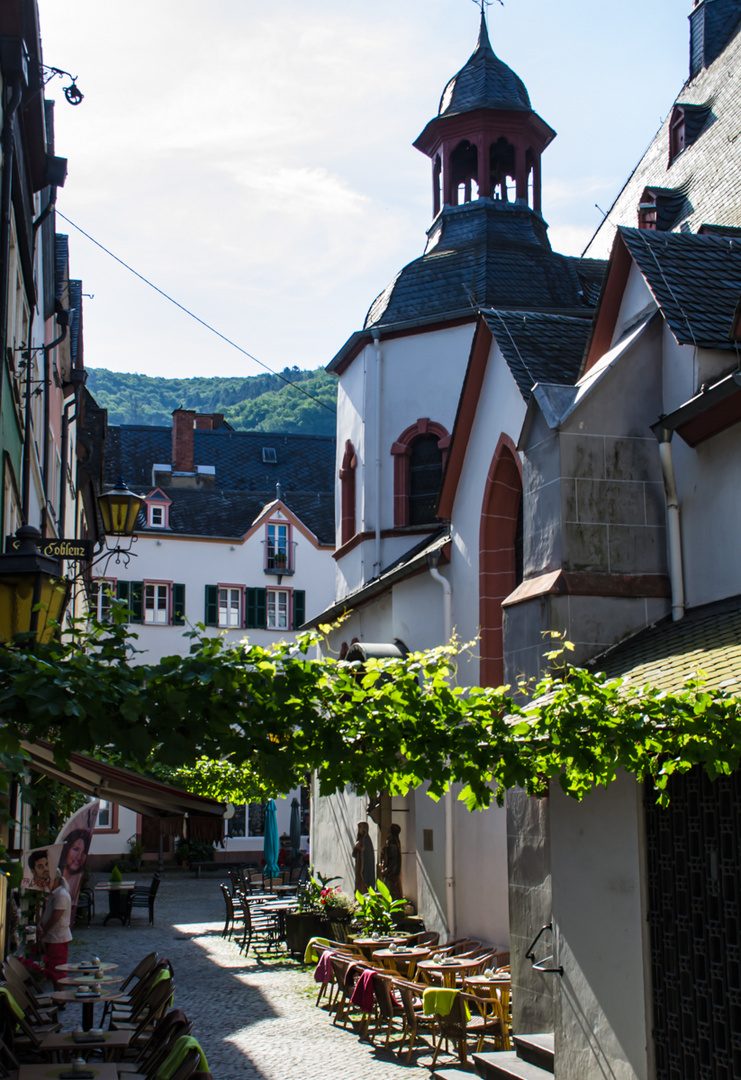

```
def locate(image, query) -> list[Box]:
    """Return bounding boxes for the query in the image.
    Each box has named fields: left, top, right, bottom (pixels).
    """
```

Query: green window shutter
left=172, top=583, right=186, bottom=626
left=130, top=582, right=143, bottom=624
left=293, top=590, right=305, bottom=630
left=204, top=585, right=218, bottom=627
left=245, top=587, right=267, bottom=629
left=116, top=580, right=130, bottom=605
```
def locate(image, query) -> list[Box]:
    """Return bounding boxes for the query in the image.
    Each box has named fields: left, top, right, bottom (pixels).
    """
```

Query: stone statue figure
left=352, top=821, right=376, bottom=894
left=380, top=823, right=403, bottom=900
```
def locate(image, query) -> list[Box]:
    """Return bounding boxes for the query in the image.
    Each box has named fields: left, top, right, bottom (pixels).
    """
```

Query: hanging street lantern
left=0, top=526, right=71, bottom=643
left=97, top=477, right=143, bottom=538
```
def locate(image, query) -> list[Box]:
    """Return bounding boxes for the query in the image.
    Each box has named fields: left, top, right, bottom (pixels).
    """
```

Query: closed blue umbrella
left=289, top=797, right=301, bottom=861
left=263, top=799, right=280, bottom=877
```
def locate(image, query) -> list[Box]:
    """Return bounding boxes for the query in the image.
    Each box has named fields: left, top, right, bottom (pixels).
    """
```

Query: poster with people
left=21, top=843, right=64, bottom=893
left=56, top=800, right=99, bottom=923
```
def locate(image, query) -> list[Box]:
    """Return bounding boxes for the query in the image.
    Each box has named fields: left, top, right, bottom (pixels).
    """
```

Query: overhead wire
left=55, top=210, right=336, bottom=415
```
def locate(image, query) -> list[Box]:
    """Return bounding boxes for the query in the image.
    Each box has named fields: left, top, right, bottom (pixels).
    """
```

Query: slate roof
left=438, top=14, right=530, bottom=117
left=364, top=201, right=607, bottom=330
left=619, top=226, right=741, bottom=349
left=105, top=426, right=336, bottom=544
left=481, top=310, right=594, bottom=401
left=589, top=595, right=741, bottom=694
left=584, top=12, right=741, bottom=258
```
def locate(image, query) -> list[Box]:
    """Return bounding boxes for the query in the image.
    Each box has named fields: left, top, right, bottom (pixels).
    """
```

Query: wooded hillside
left=85, top=366, right=337, bottom=435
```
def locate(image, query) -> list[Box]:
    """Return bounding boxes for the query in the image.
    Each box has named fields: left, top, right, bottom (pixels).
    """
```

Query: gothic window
left=391, top=419, right=450, bottom=528
left=490, top=137, right=516, bottom=202
left=339, top=440, right=357, bottom=547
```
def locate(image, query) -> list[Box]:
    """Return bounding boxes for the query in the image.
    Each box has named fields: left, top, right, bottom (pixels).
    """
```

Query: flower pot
left=285, top=912, right=329, bottom=959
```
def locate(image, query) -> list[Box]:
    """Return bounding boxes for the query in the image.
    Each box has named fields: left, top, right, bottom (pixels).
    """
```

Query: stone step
left=432, top=1069, right=477, bottom=1080
left=514, top=1034, right=554, bottom=1072
left=472, top=1051, right=553, bottom=1080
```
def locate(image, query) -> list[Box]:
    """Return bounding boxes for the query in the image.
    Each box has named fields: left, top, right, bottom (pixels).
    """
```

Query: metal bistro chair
left=126, top=873, right=161, bottom=926
left=237, top=897, right=281, bottom=955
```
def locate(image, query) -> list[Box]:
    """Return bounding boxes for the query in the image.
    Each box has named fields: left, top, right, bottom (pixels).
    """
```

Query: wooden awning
left=21, top=741, right=227, bottom=830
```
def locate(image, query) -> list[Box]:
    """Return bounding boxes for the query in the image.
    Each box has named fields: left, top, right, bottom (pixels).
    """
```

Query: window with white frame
left=267, top=589, right=289, bottom=629
left=97, top=801, right=111, bottom=827
left=144, top=583, right=169, bottom=624
left=149, top=505, right=165, bottom=527
left=219, top=587, right=242, bottom=628
left=266, top=522, right=289, bottom=570
left=91, top=580, right=115, bottom=621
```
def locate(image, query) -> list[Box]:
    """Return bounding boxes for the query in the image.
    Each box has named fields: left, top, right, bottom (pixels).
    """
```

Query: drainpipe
left=0, top=79, right=24, bottom=435
left=372, top=330, right=382, bottom=579
left=38, top=318, right=68, bottom=535
left=429, top=548, right=455, bottom=938
left=655, top=425, right=685, bottom=621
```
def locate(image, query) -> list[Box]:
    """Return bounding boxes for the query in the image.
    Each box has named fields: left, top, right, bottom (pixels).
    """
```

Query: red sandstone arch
left=479, top=434, right=523, bottom=687
left=339, top=440, right=357, bottom=546
left=391, top=418, right=451, bottom=527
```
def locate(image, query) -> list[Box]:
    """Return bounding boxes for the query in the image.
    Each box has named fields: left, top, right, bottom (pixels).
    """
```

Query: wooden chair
left=110, top=977, right=175, bottom=1042
left=429, top=989, right=503, bottom=1067
left=219, top=884, right=237, bottom=939
left=394, top=978, right=435, bottom=1064
left=118, top=1009, right=192, bottom=1075
left=466, top=979, right=511, bottom=1052
left=126, top=874, right=161, bottom=926
left=238, top=899, right=280, bottom=955
left=368, top=973, right=404, bottom=1048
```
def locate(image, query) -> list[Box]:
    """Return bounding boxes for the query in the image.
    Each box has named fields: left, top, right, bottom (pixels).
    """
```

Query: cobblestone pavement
left=69, top=873, right=442, bottom=1080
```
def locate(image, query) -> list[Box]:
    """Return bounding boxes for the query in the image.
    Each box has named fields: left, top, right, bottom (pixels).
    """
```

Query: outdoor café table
left=351, top=936, right=408, bottom=962
left=50, top=989, right=126, bottom=1032
left=260, top=900, right=299, bottom=942
left=19, top=1065, right=120, bottom=1080
left=57, top=976, right=123, bottom=988
left=371, top=946, right=431, bottom=979
left=38, top=1030, right=132, bottom=1063
left=416, top=957, right=487, bottom=989
left=57, top=964, right=118, bottom=974
left=93, top=883, right=137, bottom=926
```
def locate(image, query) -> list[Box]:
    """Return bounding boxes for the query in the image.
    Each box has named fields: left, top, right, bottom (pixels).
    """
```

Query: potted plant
left=352, top=879, right=408, bottom=936
left=319, top=885, right=355, bottom=944
left=107, top=863, right=126, bottom=919
left=285, top=869, right=341, bottom=958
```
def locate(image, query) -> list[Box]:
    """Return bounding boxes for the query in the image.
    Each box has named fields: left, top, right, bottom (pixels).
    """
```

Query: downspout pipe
left=41, top=315, right=68, bottom=535
left=429, top=549, right=455, bottom=938
left=0, top=80, right=24, bottom=431
left=372, top=329, right=383, bottom=579
left=654, top=425, right=685, bottom=621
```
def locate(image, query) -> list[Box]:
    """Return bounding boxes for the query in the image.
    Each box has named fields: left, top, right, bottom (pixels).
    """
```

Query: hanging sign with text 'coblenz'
left=4, top=536, right=92, bottom=561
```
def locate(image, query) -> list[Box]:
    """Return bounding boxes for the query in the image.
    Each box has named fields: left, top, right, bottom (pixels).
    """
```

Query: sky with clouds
left=37, top=0, right=689, bottom=380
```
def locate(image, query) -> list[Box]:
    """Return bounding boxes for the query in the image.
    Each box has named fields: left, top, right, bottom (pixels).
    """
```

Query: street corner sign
left=4, top=536, right=92, bottom=561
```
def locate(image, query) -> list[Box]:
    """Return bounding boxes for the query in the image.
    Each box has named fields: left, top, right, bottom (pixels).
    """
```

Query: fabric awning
left=21, top=741, right=228, bottom=833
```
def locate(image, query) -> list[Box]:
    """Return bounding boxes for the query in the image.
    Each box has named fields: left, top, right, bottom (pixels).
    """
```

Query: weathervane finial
left=471, top=0, right=503, bottom=13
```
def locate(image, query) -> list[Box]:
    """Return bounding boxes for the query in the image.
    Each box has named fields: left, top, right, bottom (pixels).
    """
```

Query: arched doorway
left=479, top=435, right=523, bottom=687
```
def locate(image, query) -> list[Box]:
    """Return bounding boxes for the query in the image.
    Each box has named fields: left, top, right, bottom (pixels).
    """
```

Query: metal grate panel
left=646, top=768, right=741, bottom=1080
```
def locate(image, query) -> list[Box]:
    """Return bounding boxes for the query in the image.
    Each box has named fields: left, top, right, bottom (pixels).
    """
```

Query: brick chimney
left=172, top=408, right=196, bottom=472
left=194, top=413, right=225, bottom=431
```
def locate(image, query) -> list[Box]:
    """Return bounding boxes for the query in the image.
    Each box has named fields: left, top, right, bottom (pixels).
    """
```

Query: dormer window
left=668, top=102, right=711, bottom=166
left=144, top=489, right=171, bottom=529
left=669, top=106, right=686, bottom=163
left=265, top=520, right=294, bottom=574
left=638, top=192, right=657, bottom=231
left=637, top=186, right=686, bottom=232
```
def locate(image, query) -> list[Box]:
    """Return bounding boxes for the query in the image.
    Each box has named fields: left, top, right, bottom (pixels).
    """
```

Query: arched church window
left=339, top=440, right=357, bottom=547
left=391, top=419, right=450, bottom=528
left=409, top=435, right=444, bottom=526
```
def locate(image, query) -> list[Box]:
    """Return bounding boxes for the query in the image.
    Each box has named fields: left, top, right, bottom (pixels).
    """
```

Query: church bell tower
left=413, top=14, right=555, bottom=218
